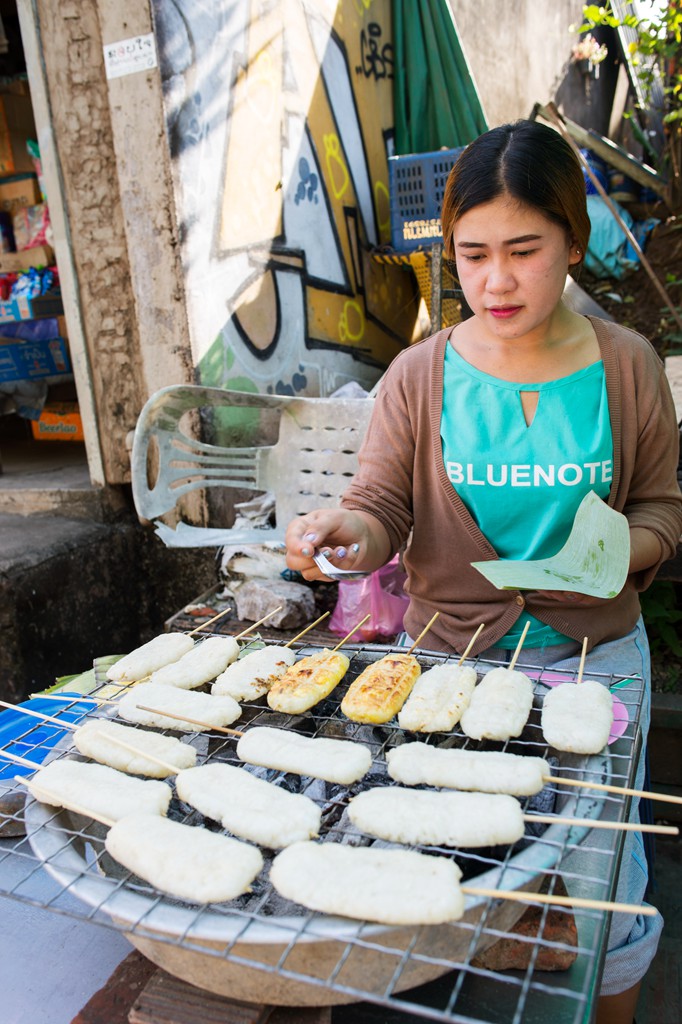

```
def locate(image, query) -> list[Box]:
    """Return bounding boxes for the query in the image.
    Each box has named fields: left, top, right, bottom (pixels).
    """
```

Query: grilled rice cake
left=267, top=649, right=350, bottom=713
left=340, top=653, right=421, bottom=724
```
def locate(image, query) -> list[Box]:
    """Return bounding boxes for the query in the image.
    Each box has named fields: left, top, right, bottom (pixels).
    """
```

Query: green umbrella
left=393, top=0, right=488, bottom=155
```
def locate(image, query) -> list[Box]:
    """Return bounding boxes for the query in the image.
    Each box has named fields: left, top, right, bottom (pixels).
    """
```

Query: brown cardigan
left=342, top=317, right=682, bottom=656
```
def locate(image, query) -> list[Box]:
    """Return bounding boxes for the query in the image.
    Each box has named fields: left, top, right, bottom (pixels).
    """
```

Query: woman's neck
left=451, top=305, right=599, bottom=383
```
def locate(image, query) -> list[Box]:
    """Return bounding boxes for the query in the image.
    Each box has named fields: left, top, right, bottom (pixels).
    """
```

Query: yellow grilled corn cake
left=340, top=654, right=421, bottom=724
left=267, top=649, right=350, bottom=713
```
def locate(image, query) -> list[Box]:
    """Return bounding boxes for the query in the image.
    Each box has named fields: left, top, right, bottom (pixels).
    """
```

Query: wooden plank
left=128, top=970, right=270, bottom=1024
left=128, top=969, right=333, bottom=1024
left=535, top=103, right=665, bottom=195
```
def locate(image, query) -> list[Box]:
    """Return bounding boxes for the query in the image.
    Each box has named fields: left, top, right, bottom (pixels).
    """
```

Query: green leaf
left=472, top=491, right=630, bottom=597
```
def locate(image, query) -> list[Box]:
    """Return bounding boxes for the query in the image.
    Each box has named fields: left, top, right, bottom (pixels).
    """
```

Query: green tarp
left=393, top=0, right=488, bottom=155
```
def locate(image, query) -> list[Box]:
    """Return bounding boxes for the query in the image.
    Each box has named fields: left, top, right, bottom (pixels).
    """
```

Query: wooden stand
left=70, top=950, right=332, bottom=1024
left=129, top=968, right=332, bottom=1024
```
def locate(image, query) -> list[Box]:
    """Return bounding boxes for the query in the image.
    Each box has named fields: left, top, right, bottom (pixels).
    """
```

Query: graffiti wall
left=151, top=0, right=418, bottom=397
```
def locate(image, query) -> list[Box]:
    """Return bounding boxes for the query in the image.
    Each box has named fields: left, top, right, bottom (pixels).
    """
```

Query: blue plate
left=0, top=694, right=97, bottom=779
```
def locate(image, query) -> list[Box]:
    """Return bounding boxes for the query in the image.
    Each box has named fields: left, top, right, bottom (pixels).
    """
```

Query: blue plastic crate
left=388, top=147, right=465, bottom=253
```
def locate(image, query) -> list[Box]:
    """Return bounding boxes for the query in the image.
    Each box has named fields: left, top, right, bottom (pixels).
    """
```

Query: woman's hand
left=285, top=509, right=391, bottom=581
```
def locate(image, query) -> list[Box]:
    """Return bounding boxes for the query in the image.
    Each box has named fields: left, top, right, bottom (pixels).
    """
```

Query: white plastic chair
left=131, top=385, right=374, bottom=547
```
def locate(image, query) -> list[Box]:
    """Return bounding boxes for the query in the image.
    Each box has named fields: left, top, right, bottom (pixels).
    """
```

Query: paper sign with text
left=103, top=33, right=158, bottom=80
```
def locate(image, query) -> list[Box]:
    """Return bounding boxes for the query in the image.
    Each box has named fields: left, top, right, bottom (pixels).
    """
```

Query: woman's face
left=451, top=194, right=581, bottom=342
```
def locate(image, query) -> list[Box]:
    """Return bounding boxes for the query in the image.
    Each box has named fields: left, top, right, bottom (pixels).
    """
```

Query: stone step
left=0, top=438, right=120, bottom=520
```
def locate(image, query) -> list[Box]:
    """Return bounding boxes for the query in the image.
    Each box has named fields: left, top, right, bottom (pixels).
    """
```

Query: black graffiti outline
left=355, top=22, right=394, bottom=81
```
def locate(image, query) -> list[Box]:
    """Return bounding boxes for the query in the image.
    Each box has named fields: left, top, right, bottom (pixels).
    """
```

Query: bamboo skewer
left=134, top=706, right=244, bottom=737
left=543, top=774, right=682, bottom=807
left=577, top=637, right=588, bottom=684
left=92, top=731, right=181, bottom=775
left=29, top=692, right=102, bottom=703
left=1, top=750, right=42, bottom=770
left=284, top=612, right=331, bottom=647
left=330, top=614, right=372, bottom=652
left=458, top=623, right=485, bottom=665
left=462, top=885, right=657, bottom=918
left=71, top=695, right=118, bottom=706
left=105, top=677, right=151, bottom=692
left=187, top=607, right=233, bottom=636
left=407, top=612, right=441, bottom=655
left=233, top=607, right=284, bottom=641
left=16, top=779, right=116, bottom=828
left=0, top=700, right=78, bottom=731
left=0, top=701, right=195, bottom=775
left=508, top=620, right=531, bottom=671
left=523, top=813, right=677, bottom=836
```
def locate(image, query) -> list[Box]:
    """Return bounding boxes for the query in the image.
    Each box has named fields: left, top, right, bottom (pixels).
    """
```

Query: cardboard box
left=0, top=335, right=71, bottom=382
left=30, top=402, right=83, bottom=442
left=0, top=245, right=54, bottom=274
left=0, top=94, right=37, bottom=175
left=0, top=174, right=41, bottom=216
left=0, top=289, right=64, bottom=322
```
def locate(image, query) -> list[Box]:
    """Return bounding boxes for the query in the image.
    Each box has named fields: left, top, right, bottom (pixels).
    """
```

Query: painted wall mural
left=152, top=0, right=419, bottom=398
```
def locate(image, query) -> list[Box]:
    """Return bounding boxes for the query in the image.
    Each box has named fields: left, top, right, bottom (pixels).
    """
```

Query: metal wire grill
left=0, top=641, right=645, bottom=1023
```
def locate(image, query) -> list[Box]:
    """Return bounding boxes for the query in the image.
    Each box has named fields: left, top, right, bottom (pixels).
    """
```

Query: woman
left=285, top=120, right=682, bottom=1023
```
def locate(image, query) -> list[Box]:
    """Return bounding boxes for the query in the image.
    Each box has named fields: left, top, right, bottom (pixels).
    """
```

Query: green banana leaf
left=472, top=491, right=631, bottom=598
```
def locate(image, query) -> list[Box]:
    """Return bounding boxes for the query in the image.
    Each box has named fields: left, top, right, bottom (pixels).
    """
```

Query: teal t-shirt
left=441, top=344, right=613, bottom=648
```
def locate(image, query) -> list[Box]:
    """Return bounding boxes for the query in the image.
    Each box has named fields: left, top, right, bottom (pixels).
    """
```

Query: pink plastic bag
left=329, top=555, right=409, bottom=642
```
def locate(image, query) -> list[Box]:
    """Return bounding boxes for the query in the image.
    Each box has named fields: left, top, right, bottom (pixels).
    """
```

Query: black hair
left=441, top=120, right=590, bottom=261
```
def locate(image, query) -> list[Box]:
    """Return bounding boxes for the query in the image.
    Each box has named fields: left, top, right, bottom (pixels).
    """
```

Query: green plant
left=640, top=581, right=682, bottom=658
left=580, top=2, right=682, bottom=209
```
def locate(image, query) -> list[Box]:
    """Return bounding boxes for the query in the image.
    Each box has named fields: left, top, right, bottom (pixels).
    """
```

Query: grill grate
left=0, top=641, right=645, bottom=1022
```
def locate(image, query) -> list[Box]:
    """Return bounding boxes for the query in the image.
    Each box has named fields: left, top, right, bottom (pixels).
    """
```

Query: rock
left=231, top=579, right=316, bottom=630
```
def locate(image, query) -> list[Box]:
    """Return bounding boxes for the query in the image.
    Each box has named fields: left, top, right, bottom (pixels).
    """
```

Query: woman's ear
left=568, top=237, right=583, bottom=267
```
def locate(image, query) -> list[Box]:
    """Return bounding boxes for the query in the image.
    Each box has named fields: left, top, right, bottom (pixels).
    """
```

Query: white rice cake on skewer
left=150, top=636, right=240, bottom=689
left=237, top=726, right=372, bottom=785
left=460, top=667, right=534, bottom=741
left=270, top=841, right=464, bottom=925
left=118, top=682, right=241, bottom=732
left=542, top=679, right=614, bottom=754
left=387, top=742, right=549, bottom=796
left=348, top=787, right=525, bottom=847
left=105, top=813, right=263, bottom=904
left=24, top=759, right=172, bottom=820
left=106, top=632, right=194, bottom=682
left=73, top=719, right=197, bottom=777
left=212, top=646, right=296, bottom=701
left=398, top=664, right=477, bottom=732
left=176, top=763, right=321, bottom=848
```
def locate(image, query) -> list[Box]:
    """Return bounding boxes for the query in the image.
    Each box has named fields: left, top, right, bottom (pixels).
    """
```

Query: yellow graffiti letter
left=324, top=134, right=349, bottom=199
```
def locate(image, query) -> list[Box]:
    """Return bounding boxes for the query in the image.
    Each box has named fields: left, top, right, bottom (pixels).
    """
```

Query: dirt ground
left=579, top=211, right=682, bottom=693
left=580, top=213, right=682, bottom=357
